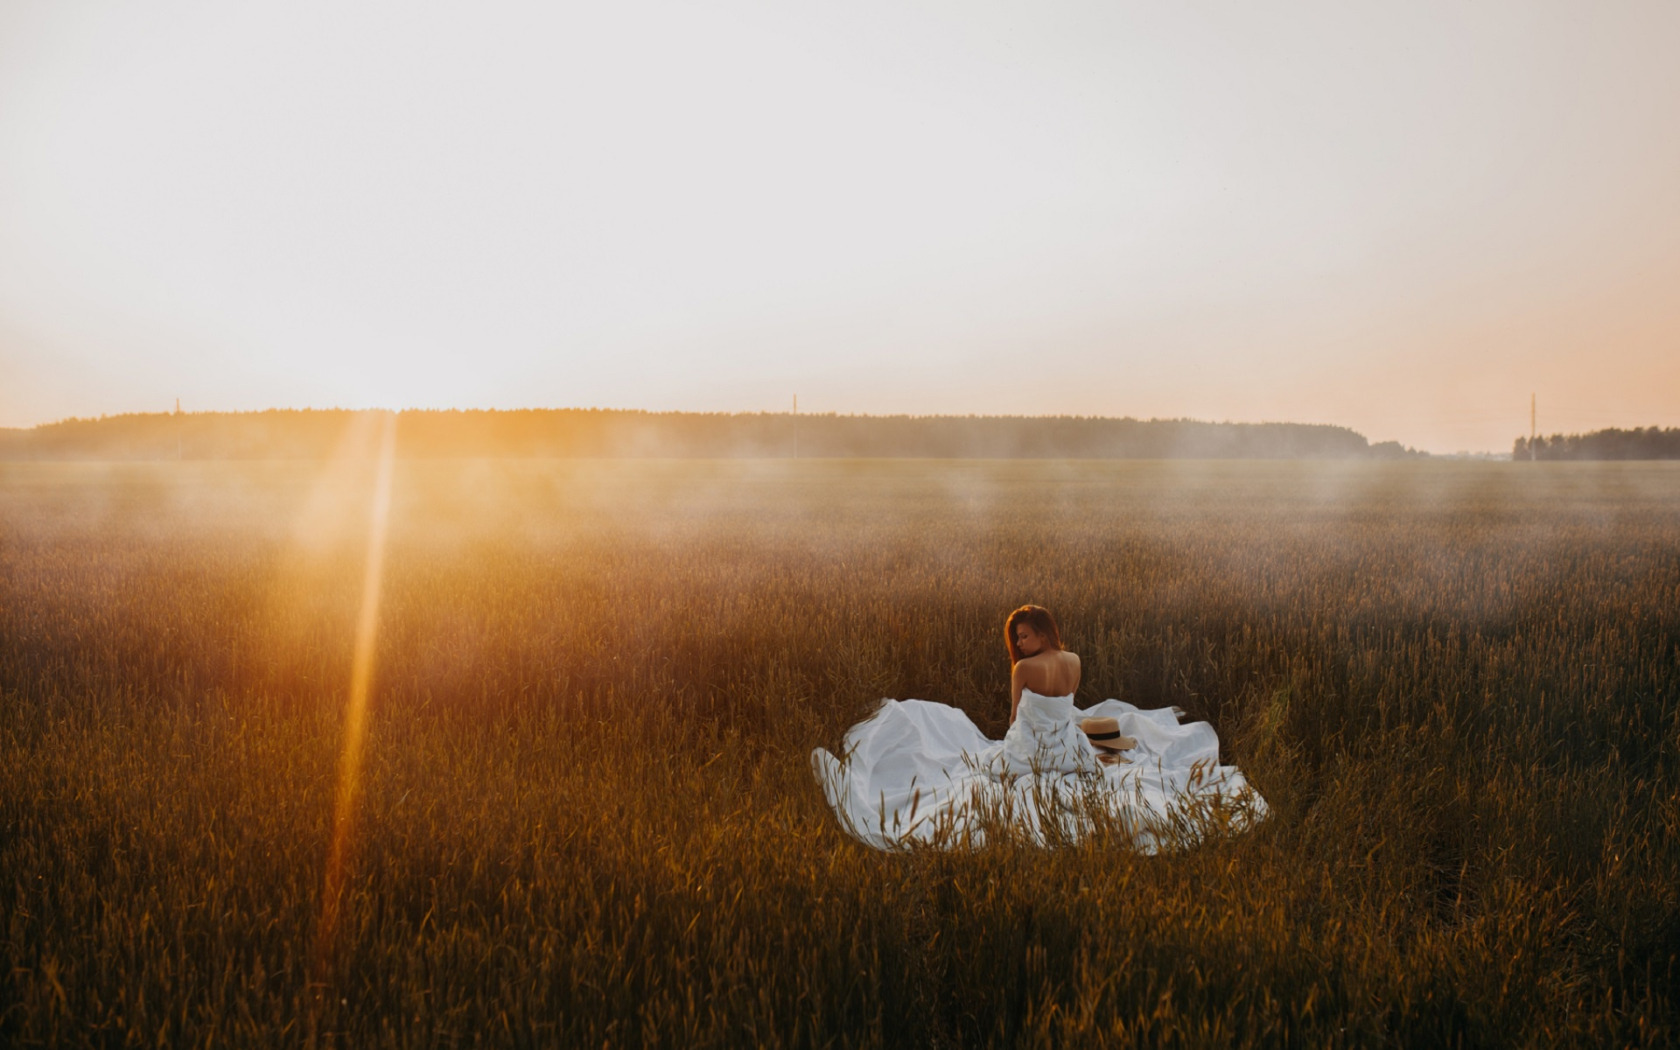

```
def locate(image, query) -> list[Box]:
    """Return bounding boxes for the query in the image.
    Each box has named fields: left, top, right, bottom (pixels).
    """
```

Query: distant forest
left=1513, top=427, right=1680, bottom=461
left=0, top=409, right=1426, bottom=461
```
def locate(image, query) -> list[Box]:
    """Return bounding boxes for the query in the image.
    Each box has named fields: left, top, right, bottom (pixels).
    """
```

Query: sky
left=1, top=1, right=1677, bottom=453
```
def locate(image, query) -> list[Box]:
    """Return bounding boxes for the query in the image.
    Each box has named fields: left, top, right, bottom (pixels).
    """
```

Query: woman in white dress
left=811, top=605, right=1267, bottom=850
left=994, top=605, right=1104, bottom=779
left=1006, top=605, right=1079, bottom=723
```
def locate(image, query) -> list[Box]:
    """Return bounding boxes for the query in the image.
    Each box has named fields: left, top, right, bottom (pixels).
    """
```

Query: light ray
left=311, top=409, right=398, bottom=992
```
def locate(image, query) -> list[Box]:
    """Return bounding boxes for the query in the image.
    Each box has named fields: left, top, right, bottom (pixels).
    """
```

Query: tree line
left=1513, top=427, right=1680, bottom=460
left=0, top=408, right=1426, bottom=460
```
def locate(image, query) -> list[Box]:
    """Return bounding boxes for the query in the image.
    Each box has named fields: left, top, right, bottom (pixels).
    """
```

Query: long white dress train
left=811, top=688, right=1267, bottom=851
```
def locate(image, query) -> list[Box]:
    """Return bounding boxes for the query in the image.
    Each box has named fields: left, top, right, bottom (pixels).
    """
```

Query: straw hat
left=1080, top=716, right=1136, bottom=753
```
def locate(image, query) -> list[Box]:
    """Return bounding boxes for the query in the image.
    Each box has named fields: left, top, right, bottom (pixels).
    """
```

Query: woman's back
left=1014, top=649, right=1081, bottom=698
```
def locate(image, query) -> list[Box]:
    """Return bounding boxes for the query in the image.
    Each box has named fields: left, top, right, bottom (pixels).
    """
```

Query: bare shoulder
left=1060, top=650, right=1082, bottom=692
left=1015, top=652, right=1050, bottom=690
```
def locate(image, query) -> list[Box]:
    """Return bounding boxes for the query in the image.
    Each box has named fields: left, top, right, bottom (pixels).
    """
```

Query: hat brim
left=1080, top=719, right=1136, bottom=753
left=1087, top=736, right=1136, bottom=753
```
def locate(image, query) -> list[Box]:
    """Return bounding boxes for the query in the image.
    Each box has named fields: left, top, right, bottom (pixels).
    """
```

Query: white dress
left=810, top=687, right=1267, bottom=851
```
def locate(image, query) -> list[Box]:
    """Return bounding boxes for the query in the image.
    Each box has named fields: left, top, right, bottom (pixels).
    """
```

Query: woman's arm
left=1010, top=661, right=1026, bottom=724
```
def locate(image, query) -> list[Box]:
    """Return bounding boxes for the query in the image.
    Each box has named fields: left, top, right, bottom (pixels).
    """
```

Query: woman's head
left=1005, top=605, right=1062, bottom=665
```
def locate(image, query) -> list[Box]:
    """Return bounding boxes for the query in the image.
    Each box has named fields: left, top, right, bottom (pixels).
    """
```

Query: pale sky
left=2, top=0, right=1676, bottom=453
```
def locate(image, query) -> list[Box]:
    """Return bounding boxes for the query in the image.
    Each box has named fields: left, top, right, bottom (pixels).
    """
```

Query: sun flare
left=312, top=410, right=398, bottom=985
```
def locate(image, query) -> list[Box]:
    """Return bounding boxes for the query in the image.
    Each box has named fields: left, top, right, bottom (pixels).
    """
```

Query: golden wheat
left=2, top=458, right=1676, bottom=1047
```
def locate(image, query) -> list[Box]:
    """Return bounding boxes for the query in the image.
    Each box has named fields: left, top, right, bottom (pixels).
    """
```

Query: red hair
left=1005, top=605, right=1062, bottom=666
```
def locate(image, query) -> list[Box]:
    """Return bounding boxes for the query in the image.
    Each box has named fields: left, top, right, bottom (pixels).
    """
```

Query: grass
left=2, top=456, right=1677, bottom=1047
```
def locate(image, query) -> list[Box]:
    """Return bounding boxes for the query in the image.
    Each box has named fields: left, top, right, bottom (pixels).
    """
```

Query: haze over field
left=4, top=457, right=1678, bottom=1044
left=2, top=1, right=1677, bottom=453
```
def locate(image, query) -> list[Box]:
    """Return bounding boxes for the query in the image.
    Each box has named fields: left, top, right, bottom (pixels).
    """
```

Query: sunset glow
left=2, top=1, right=1676, bottom=452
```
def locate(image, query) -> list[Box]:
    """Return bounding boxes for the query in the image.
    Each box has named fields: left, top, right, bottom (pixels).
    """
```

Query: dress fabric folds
left=811, top=688, right=1266, bottom=851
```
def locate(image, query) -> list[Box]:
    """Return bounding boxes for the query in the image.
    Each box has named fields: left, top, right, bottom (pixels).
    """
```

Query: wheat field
left=2, top=455, right=1677, bottom=1047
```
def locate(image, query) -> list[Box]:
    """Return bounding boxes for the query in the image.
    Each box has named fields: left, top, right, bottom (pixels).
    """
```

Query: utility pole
left=1530, top=393, right=1536, bottom=461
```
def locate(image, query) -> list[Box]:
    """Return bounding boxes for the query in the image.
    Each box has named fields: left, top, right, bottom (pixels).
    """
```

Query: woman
left=995, top=605, right=1097, bottom=777
left=811, top=604, right=1267, bottom=850
left=1005, top=604, right=1081, bottom=724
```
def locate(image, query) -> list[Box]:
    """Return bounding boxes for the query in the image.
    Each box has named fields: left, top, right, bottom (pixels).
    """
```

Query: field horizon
left=3, top=406, right=1432, bottom=460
